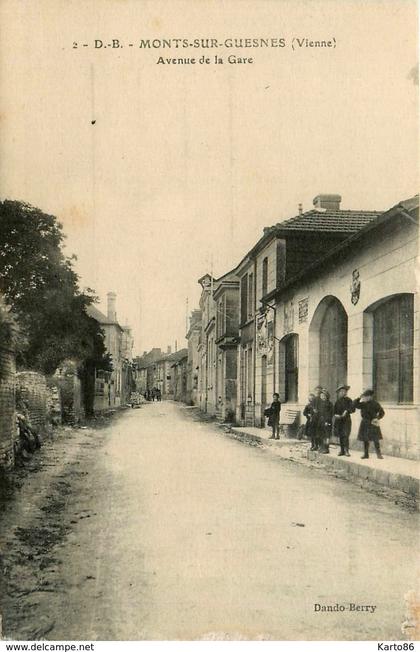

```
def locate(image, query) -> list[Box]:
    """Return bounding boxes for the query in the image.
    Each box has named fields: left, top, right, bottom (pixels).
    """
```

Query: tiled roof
left=265, top=194, right=418, bottom=301
left=86, top=304, right=108, bottom=323
left=86, top=304, right=120, bottom=327
left=273, top=209, right=381, bottom=234
left=168, top=348, right=188, bottom=362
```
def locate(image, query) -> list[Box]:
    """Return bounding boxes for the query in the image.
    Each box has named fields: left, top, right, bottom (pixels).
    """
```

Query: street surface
left=1, top=402, right=418, bottom=640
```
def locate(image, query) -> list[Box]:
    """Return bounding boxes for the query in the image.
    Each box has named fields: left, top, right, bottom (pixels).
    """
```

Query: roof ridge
left=271, top=207, right=382, bottom=232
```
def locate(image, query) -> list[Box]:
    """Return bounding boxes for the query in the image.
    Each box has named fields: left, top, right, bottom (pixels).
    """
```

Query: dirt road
left=0, top=402, right=418, bottom=640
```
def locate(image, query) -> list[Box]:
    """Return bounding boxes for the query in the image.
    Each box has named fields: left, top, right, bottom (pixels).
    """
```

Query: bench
left=279, top=409, right=300, bottom=437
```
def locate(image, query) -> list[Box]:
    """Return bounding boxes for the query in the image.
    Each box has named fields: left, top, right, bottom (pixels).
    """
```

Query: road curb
left=221, top=423, right=419, bottom=499
left=306, top=450, right=419, bottom=497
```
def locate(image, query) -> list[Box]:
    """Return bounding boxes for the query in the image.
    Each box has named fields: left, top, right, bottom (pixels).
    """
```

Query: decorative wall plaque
left=256, top=314, right=268, bottom=353
left=350, top=269, right=361, bottom=305
left=298, top=297, right=309, bottom=323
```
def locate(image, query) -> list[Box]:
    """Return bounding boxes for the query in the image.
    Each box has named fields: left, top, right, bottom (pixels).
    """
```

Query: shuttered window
left=262, top=257, right=268, bottom=297
left=248, top=272, right=254, bottom=319
left=240, top=274, right=248, bottom=325
left=373, top=294, right=413, bottom=403
left=285, top=334, right=299, bottom=402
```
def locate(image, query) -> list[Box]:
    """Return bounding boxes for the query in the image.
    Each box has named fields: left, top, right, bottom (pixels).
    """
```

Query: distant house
left=170, top=349, right=188, bottom=403
left=86, top=292, right=133, bottom=410
left=133, top=346, right=190, bottom=400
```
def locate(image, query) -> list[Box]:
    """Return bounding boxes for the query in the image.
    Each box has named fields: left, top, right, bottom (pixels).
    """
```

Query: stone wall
left=16, top=371, right=49, bottom=434
left=0, top=346, right=16, bottom=469
left=53, top=360, right=84, bottom=424
left=46, top=379, right=62, bottom=426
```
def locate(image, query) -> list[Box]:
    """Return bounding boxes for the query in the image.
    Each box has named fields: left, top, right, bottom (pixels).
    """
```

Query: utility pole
left=210, top=252, right=214, bottom=298
left=185, top=297, right=189, bottom=334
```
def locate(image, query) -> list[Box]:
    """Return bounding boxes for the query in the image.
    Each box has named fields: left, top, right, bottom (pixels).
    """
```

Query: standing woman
left=353, top=389, right=385, bottom=459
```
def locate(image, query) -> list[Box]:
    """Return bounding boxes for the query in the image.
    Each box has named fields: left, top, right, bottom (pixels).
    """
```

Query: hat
left=320, top=388, right=330, bottom=398
left=336, top=384, right=350, bottom=392
left=361, top=388, right=374, bottom=397
left=314, top=385, right=323, bottom=391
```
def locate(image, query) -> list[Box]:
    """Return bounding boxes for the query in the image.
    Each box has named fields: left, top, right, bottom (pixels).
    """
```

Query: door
left=319, top=299, right=348, bottom=396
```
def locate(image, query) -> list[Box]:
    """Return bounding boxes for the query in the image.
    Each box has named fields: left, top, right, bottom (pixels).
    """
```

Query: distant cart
left=130, top=392, right=145, bottom=408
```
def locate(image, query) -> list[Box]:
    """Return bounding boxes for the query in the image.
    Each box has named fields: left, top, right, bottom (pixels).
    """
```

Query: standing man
left=311, top=386, right=323, bottom=450
left=353, top=389, right=385, bottom=459
left=267, top=393, right=281, bottom=440
left=333, top=385, right=354, bottom=457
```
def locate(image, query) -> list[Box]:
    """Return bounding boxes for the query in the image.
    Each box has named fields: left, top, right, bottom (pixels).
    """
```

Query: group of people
left=266, top=385, right=386, bottom=460
left=144, top=387, right=162, bottom=402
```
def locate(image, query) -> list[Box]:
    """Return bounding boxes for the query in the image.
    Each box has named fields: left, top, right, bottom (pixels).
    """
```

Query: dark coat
left=333, top=396, right=354, bottom=438
left=303, top=402, right=315, bottom=437
left=353, top=398, right=385, bottom=441
left=267, top=400, right=281, bottom=426
left=314, top=398, right=333, bottom=438
left=303, top=402, right=315, bottom=421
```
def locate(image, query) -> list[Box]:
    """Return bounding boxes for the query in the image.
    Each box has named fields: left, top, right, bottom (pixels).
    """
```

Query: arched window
left=318, top=299, right=348, bottom=397
left=285, top=334, right=299, bottom=402
left=373, top=294, right=413, bottom=403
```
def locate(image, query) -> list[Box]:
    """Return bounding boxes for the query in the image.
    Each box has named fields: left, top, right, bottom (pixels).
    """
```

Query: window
left=285, top=334, right=299, bottom=402
left=262, top=257, right=268, bottom=297
left=373, top=294, right=413, bottom=403
left=240, top=346, right=247, bottom=404
left=240, top=274, right=248, bottom=325
left=248, top=273, right=254, bottom=319
left=247, top=346, right=253, bottom=399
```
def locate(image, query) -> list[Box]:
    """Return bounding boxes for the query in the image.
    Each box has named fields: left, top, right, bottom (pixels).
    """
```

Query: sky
left=0, top=0, right=418, bottom=355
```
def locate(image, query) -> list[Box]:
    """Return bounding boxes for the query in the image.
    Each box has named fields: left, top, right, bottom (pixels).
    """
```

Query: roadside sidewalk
left=222, top=423, right=419, bottom=499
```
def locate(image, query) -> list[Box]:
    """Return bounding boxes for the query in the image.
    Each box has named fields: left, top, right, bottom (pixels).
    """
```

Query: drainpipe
left=273, top=304, right=277, bottom=393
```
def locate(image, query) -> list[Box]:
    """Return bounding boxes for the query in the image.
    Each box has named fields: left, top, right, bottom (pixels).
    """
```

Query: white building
left=259, top=195, right=419, bottom=459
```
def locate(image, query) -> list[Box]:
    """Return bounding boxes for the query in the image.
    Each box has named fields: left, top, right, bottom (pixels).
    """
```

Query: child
left=303, top=393, right=316, bottom=450
left=353, top=389, right=385, bottom=459
left=333, top=385, right=354, bottom=457
left=267, top=393, right=281, bottom=440
left=315, top=389, right=333, bottom=453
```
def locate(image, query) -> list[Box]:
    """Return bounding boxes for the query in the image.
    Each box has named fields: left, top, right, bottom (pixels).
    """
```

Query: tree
left=0, top=200, right=112, bottom=415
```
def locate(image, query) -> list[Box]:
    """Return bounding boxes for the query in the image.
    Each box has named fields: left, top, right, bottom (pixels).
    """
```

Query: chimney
left=167, top=345, right=172, bottom=354
left=107, top=292, right=117, bottom=321
left=298, top=203, right=303, bottom=215
left=313, top=194, right=342, bottom=211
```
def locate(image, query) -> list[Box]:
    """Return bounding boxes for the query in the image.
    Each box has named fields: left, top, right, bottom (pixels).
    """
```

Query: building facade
left=264, top=196, right=419, bottom=459
left=214, top=273, right=239, bottom=422
left=171, top=351, right=188, bottom=403
left=253, top=193, right=381, bottom=426
left=186, top=310, right=202, bottom=406
left=197, top=275, right=217, bottom=414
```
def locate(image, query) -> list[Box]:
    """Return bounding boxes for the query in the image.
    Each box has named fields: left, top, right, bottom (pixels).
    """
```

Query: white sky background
left=0, top=0, right=418, bottom=355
